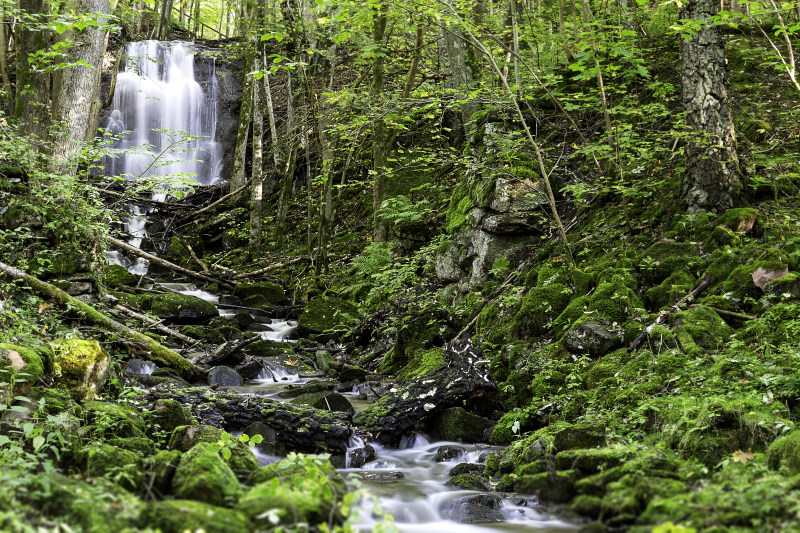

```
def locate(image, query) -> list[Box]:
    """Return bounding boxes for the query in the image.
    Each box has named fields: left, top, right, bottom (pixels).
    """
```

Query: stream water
left=109, top=40, right=579, bottom=533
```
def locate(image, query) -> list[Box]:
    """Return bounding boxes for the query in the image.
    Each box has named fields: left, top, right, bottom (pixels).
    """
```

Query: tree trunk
left=372, top=2, right=389, bottom=242
left=439, top=20, right=475, bottom=147
left=680, top=0, right=740, bottom=214
left=157, top=0, right=173, bottom=40
left=49, top=0, right=110, bottom=174
left=193, top=0, right=201, bottom=35
left=230, top=52, right=254, bottom=192
left=249, top=56, right=264, bottom=257
left=15, top=0, right=51, bottom=146
left=0, top=16, right=12, bottom=115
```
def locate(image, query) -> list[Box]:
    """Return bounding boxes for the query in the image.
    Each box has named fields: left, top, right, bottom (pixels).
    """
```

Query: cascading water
left=103, top=41, right=222, bottom=272
left=104, top=40, right=222, bottom=187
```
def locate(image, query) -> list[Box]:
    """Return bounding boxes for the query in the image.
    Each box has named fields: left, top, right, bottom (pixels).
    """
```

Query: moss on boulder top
left=171, top=442, right=242, bottom=507
left=168, top=425, right=259, bottom=476
left=233, top=281, right=287, bottom=305
left=50, top=339, right=109, bottom=402
left=0, top=343, right=44, bottom=403
left=297, top=294, right=360, bottom=336
left=103, top=264, right=137, bottom=289
left=150, top=293, right=219, bottom=324
left=140, top=499, right=250, bottom=533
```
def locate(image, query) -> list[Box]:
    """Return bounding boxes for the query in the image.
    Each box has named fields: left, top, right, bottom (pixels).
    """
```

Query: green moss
left=510, top=283, right=573, bottom=338
left=144, top=449, right=183, bottom=495
left=145, top=399, right=197, bottom=439
left=555, top=446, right=633, bottom=473
left=179, top=325, right=225, bottom=344
left=445, top=473, right=490, bottom=490
left=399, top=347, right=446, bottom=380
left=517, top=470, right=578, bottom=503
left=297, top=295, right=360, bottom=336
left=140, top=499, right=250, bottom=533
left=150, top=293, right=219, bottom=322
left=169, top=425, right=258, bottom=476
left=767, top=431, right=800, bottom=474
left=490, top=409, right=541, bottom=445
left=554, top=282, right=645, bottom=337
left=717, top=207, right=761, bottom=233
left=84, top=400, right=146, bottom=438
left=644, top=271, right=694, bottom=311
left=0, top=343, right=44, bottom=402
left=172, top=442, right=242, bottom=507
left=640, top=241, right=700, bottom=284
left=78, top=443, right=143, bottom=491
left=103, top=264, right=137, bottom=288
left=108, top=437, right=156, bottom=456
left=50, top=339, right=109, bottom=401
left=669, top=305, right=733, bottom=355
left=233, top=282, right=287, bottom=305
left=428, top=407, right=494, bottom=443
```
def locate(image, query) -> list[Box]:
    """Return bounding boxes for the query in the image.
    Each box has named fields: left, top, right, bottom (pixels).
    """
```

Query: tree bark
left=439, top=20, right=475, bottom=147
left=0, top=261, right=205, bottom=381
left=0, top=16, right=12, bottom=115
left=680, top=0, right=740, bottom=214
left=249, top=55, right=264, bottom=257
left=372, top=2, right=389, bottom=242
left=230, top=51, right=254, bottom=192
left=15, top=0, right=51, bottom=146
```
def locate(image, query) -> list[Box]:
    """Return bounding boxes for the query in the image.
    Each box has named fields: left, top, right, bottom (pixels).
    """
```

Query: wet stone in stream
left=433, top=445, right=466, bottom=462
left=443, top=494, right=504, bottom=524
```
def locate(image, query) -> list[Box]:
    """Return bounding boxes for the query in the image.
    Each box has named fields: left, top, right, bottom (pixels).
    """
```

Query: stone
left=355, top=471, right=405, bottom=481
left=78, top=443, right=142, bottom=491
left=347, top=444, right=376, bottom=468
left=290, top=391, right=355, bottom=416
left=50, top=339, right=110, bottom=401
left=208, top=365, right=243, bottom=387
left=517, top=470, right=577, bottom=503
left=337, top=364, right=367, bottom=382
left=242, top=422, right=278, bottom=455
left=150, top=293, right=218, bottom=324
left=103, top=264, right=137, bottom=288
left=428, top=407, right=495, bottom=443
left=297, top=294, right=360, bottom=337
left=563, top=318, right=624, bottom=357
left=171, top=442, right=242, bottom=507
left=0, top=343, right=44, bottom=403
left=168, top=425, right=258, bottom=477
left=445, top=473, right=490, bottom=491
left=553, top=424, right=606, bottom=451
left=146, top=399, right=197, bottom=438
left=767, top=430, right=800, bottom=474
left=144, top=449, right=182, bottom=496
left=449, top=463, right=486, bottom=476
left=233, top=282, right=287, bottom=305
left=140, top=500, right=250, bottom=533
left=443, top=494, right=503, bottom=524
left=234, top=357, right=264, bottom=380
left=84, top=400, right=146, bottom=438
left=436, top=242, right=465, bottom=282
left=433, top=445, right=466, bottom=462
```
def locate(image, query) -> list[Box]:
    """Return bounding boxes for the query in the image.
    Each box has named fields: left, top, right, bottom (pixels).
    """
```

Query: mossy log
left=105, top=236, right=233, bottom=289
left=0, top=260, right=206, bottom=382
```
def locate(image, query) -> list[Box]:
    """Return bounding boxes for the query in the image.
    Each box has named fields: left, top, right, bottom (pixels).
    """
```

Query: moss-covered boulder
left=717, top=207, right=762, bottom=233
left=443, top=494, right=504, bottom=524
left=50, top=339, right=109, bottom=401
left=669, top=305, right=733, bottom=355
left=553, top=423, right=606, bottom=451
left=563, top=317, right=624, bottom=357
left=554, top=282, right=645, bottom=338
left=427, top=407, right=495, bottom=443
left=445, top=473, right=490, bottom=490
left=398, top=347, right=446, bottom=379
left=233, top=282, right=287, bottom=305
left=644, top=271, right=695, bottom=311
left=169, top=425, right=258, bottom=476
left=290, top=391, right=355, bottom=415
left=144, top=449, right=183, bottom=495
left=145, top=398, right=197, bottom=440
left=0, top=343, right=44, bottom=403
left=510, top=283, right=573, bottom=338
left=517, top=470, right=578, bottom=503
left=108, top=436, right=156, bottom=456
left=171, top=442, right=242, bottom=506
left=764, top=271, right=800, bottom=300
left=297, top=295, right=360, bottom=336
left=641, top=241, right=700, bottom=284
left=103, top=264, right=137, bottom=289
left=767, top=431, right=800, bottom=474
left=77, top=443, right=143, bottom=491
left=84, top=400, right=146, bottom=438
left=140, top=499, right=250, bottom=533
left=236, top=454, right=346, bottom=528
left=150, top=293, right=218, bottom=324
left=242, top=339, right=295, bottom=358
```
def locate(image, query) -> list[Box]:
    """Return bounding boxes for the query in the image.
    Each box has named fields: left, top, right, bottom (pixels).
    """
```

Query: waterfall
left=103, top=41, right=222, bottom=187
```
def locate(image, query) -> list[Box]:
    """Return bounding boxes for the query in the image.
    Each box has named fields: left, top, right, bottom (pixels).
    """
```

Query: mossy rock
left=242, top=339, right=295, bottom=358
left=50, top=339, right=110, bottom=402
left=108, top=436, right=156, bottom=456
left=553, top=424, right=606, bottom=451
left=140, top=499, right=250, bottom=533
left=144, top=449, right=183, bottom=495
left=77, top=443, right=143, bottom=491
left=641, top=241, right=700, bottom=284
left=171, top=442, right=242, bottom=507
left=169, top=425, right=258, bottom=476
left=233, top=282, right=287, bottom=305
left=669, top=305, right=733, bottom=355
left=554, top=282, right=644, bottom=337
left=490, top=410, right=541, bottom=445
left=510, top=283, right=573, bottom=338
left=563, top=317, right=624, bottom=357
left=145, top=399, right=197, bottom=440
left=555, top=446, right=633, bottom=473
left=179, top=325, right=226, bottom=344
left=764, top=271, right=800, bottom=300
left=427, top=407, right=495, bottom=443
left=84, top=400, right=146, bottom=438
left=150, top=293, right=219, bottom=324
left=103, top=264, right=137, bottom=288
left=0, top=343, right=44, bottom=403
left=237, top=455, right=346, bottom=528
left=290, top=391, right=355, bottom=415
left=445, top=473, right=490, bottom=490
left=717, top=207, right=761, bottom=233
left=767, top=431, right=800, bottom=474
left=644, top=271, right=694, bottom=311
left=398, top=347, right=446, bottom=380
left=297, top=295, right=360, bottom=336
left=517, top=470, right=578, bottom=503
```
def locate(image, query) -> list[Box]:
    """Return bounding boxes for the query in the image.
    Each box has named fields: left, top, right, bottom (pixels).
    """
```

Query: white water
left=158, top=282, right=219, bottom=303
left=125, top=358, right=157, bottom=374
left=259, top=320, right=298, bottom=342
left=104, top=41, right=222, bottom=187
left=344, top=439, right=578, bottom=533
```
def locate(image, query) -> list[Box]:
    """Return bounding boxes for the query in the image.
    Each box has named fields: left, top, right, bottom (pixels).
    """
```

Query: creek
left=106, top=40, right=578, bottom=532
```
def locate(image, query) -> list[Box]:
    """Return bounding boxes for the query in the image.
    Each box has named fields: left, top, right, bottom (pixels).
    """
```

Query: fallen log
left=113, top=304, right=200, bottom=346
left=180, top=177, right=252, bottom=221
left=0, top=260, right=206, bottom=382
left=105, top=236, right=234, bottom=289
left=628, top=274, right=713, bottom=352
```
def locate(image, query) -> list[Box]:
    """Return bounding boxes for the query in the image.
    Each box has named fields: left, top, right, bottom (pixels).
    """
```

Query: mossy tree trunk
left=230, top=51, right=254, bottom=193
left=249, top=53, right=264, bottom=257
left=679, top=0, right=741, bottom=214
left=372, top=1, right=389, bottom=242
left=15, top=0, right=51, bottom=146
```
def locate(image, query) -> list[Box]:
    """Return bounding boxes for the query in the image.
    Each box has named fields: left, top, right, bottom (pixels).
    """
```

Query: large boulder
left=0, top=343, right=44, bottom=403
left=150, top=293, right=218, bottom=324
left=563, top=318, right=624, bottom=357
left=168, top=425, right=258, bottom=476
left=171, top=442, right=242, bottom=507
left=233, top=282, right=287, bottom=306
left=442, top=494, right=503, bottom=524
left=145, top=399, right=197, bottom=438
left=427, top=407, right=495, bottom=443
left=51, top=339, right=110, bottom=401
left=77, top=443, right=143, bottom=491
left=208, top=366, right=243, bottom=387
left=290, top=391, right=355, bottom=416
left=140, top=500, right=250, bottom=533
left=84, top=400, right=146, bottom=439
left=297, top=295, right=360, bottom=336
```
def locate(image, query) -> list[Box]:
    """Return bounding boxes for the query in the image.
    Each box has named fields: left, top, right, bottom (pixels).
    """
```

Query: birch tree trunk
left=439, top=20, right=475, bottom=147
left=50, top=0, right=110, bottom=174
left=249, top=55, right=264, bottom=257
left=680, top=0, right=740, bottom=214
left=230, top=51, right=254, bottom=192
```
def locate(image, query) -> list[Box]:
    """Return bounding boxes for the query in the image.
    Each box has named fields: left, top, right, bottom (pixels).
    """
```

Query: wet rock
left=233, top=312, right=255, bottom=329
left=242, top=422, right=278, bottom=455
left=290, top=391, right=355, bottom=416
left=428, top=407, right=495, bottom=443
left=563, top=318, right=624, bottom=357
left=144, top=449, right=182, bottom=495
left=337, top=364, right=367, bottom=382
left=449, top=463, right=486, bottom=476
left=354, top=339, right=498, bottom=445
left=446, top=473, right=490, bottom=491
left=553, top=424, right=606, bottom=451
left=443, top=494, right=503, bottom=524
left=146, top=399, right=197, bottom=437
left=347, top=444, right=377, bottom=468
left=171, top=442, right=241, bottom=506
left=150, top=386, right=353, bottom=455
left=356, top=470, right=405, bottom=481
left=150, top=293, right=219, bottom=324
left=234, top=357, right=263, bottom=380
left=140, top=500, right=250, bottom=533
left=276, top=379, right=338, bottom=398
left=433, top=445, right=466, bottom=462
left=246, top=322, right=273, bottom=332
left=0, top=343, right=44, bottom=403
left=517, top=470, right=577, bottom=504
left=208, top=365, right=243, bottom=387
left=242, top=339, right=295, bottom=359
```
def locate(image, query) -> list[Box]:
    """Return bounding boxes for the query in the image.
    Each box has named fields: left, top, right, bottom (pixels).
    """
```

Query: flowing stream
left=110, top=40, right=578, bottom=533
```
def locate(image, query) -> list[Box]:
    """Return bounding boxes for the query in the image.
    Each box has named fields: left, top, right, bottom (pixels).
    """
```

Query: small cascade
left=256, top=360, right=300, bottom=383
left=258, top=320, right=297, bottom=342
left=125, top=359, right=158, bottom=375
